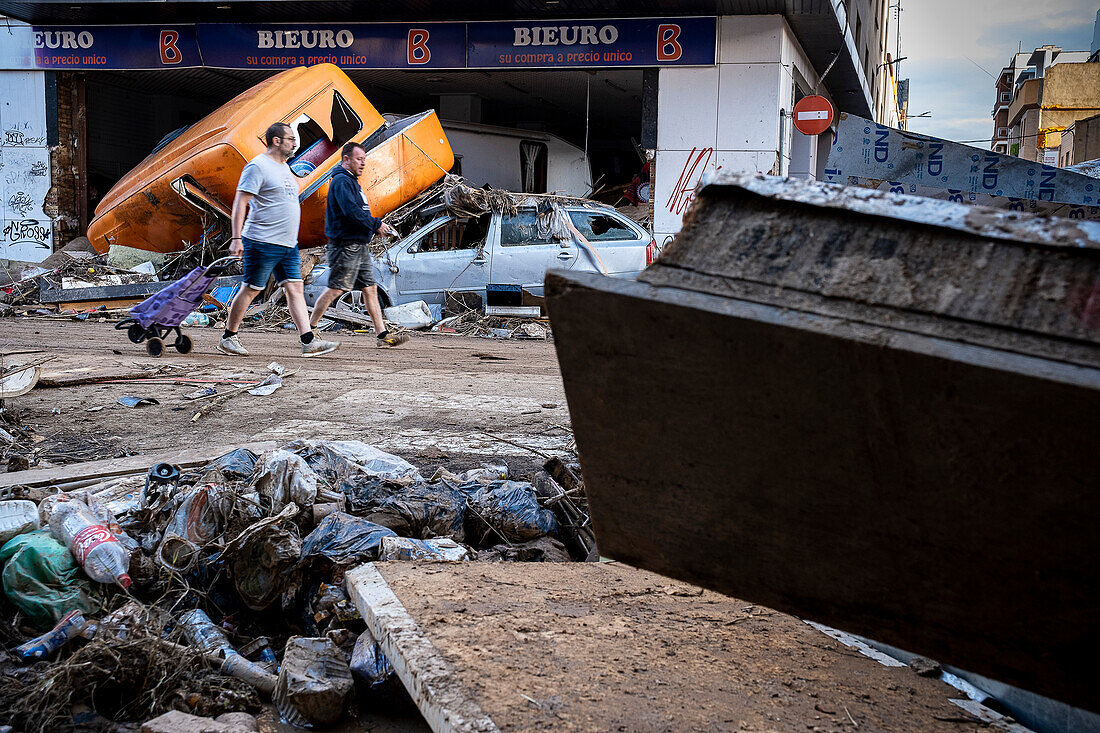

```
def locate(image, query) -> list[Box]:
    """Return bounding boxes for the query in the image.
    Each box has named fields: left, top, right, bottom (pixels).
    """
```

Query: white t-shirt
left=237, top=153, right=300, bottom=247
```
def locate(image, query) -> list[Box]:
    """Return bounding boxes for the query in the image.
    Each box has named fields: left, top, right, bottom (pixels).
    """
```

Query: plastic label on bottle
left=71, top=524, right=119, bottom=564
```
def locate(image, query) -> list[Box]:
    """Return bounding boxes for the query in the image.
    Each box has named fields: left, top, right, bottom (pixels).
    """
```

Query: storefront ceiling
left=88, top=66, right=644, bottom=143
left=1, top=0, right=869, bottom=116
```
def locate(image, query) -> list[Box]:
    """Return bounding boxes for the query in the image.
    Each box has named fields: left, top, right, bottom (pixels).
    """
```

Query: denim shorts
left=326, top=239, right=375, bottom=291
left=241, top=237, right=302, bottom=289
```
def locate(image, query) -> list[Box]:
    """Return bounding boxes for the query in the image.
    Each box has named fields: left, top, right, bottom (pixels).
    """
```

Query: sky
left=900, top=0, right=1098, bottom=145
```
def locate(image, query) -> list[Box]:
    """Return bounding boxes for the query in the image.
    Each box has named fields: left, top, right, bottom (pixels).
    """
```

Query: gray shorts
left=326, top=239, right=375, bottom=291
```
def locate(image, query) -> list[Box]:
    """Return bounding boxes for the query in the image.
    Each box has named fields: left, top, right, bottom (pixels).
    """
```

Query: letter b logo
left=408, top=29, right=430, bottom=65
left=657, top=24, right=682, bottom=61
left=160, top=30, right=182, bottom=65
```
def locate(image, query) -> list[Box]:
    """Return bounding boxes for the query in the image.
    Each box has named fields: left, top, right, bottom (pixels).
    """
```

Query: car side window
left=567, top=211, right=638, bottom=242
left=500, top=210, right=557, bottom=247
left=407, top=214, right=490, bottom=253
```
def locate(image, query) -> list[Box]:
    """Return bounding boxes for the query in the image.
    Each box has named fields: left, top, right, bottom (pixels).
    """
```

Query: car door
left=565, top=208, right=650, bottom=277
left=488, top=208, right=576, bottom=294
left=391, top=214, right=492, bottom=305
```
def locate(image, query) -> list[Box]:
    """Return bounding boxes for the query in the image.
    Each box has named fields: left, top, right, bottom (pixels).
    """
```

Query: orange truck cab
left=87, top=64, right=454, bottom=255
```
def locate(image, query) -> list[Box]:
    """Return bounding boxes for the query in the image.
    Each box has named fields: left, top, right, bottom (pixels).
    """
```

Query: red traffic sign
left=792, top=95, right=834, bottom=136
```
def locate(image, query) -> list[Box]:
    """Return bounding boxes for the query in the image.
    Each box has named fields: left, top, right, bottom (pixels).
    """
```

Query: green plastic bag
left=0, top=530, right=100, bottom=629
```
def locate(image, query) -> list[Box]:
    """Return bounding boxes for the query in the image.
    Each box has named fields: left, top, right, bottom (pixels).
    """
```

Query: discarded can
left=13, top=609, right=92, bottom=662
left=239, top=636, right=279, bottom=673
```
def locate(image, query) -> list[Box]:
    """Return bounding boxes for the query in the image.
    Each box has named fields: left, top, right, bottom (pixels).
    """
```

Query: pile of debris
left=0, top=440, right=592, bottom=731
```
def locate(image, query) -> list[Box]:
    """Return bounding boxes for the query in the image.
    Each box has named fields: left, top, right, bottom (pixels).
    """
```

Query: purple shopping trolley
left=114, top=256, right=237, bottom=357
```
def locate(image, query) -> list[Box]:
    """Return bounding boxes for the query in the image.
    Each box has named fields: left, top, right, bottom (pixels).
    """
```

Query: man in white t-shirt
left=218, top=121, right=339, bottom=357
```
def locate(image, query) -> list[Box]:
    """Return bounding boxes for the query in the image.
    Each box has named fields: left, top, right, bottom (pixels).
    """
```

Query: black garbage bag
left=363, top=482, right=467, bottom=542
left=337, top=477, right=402, bottom=514
left=203, top=448, right=259, bottom=480
left=466, top=481, right=558, bottom=545
left=298, top=513, right=396, bottom=566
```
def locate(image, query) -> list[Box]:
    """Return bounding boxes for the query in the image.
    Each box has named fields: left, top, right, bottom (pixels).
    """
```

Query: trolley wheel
left=146, top=337, right=165, bottom=358
left=174, top=334, right=193, bottom=354
left=127, top=323, right=145, bottom=344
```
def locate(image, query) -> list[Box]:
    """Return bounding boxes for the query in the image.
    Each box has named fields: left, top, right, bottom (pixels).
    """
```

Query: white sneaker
left=302, top=338, right=339, bottom=357
left=217, top=335, right=249, bottom=356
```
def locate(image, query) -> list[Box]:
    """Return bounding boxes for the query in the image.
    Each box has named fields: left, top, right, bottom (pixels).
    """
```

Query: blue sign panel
left=467, top=17, right=716, bottom=68
left=196, top=23, right=466, bottom=69
left=32, top=26, right=201, bottom=69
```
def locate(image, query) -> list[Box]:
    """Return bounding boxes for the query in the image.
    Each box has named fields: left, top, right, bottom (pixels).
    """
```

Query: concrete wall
left=0, top=70, right=53, bottom=263
left=652, top=15, right=820, bottom=246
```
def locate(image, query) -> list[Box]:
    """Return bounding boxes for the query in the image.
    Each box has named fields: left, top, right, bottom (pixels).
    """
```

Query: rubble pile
left=0, top=440, right=591, bottom=731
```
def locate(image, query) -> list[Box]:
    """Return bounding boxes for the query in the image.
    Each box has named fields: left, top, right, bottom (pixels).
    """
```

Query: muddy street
left=0, top=320, right=571, bottom=476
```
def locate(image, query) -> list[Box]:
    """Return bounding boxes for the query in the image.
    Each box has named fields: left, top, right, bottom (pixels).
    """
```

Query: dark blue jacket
left=324, top=165, right=383, bottom=241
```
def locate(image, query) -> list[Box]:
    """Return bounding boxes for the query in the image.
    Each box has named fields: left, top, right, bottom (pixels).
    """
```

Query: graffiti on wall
left=664, top=146, right=718, bottom=217
left=0, top=98, right=52, bottom=261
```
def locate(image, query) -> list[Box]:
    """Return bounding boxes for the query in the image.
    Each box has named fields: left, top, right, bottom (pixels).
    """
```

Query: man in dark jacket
left=309, top=141, right=409, bottom=347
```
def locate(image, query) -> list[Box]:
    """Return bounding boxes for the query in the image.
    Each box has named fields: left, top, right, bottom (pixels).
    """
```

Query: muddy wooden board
left=544, top=174, right=1100, bottom=713
left=348, top=562, right=998, bottom=733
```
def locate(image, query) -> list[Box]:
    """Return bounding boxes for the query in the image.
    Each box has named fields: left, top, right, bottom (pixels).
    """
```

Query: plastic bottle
left=48, top=501, right=131, bottom=588
left=13, top=609, right=95, bottom=662
left=178, top=608, right=234, bottom=658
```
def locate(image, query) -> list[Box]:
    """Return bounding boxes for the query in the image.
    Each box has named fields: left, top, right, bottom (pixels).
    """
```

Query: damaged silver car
left=306, top=184, right=657, bottom=309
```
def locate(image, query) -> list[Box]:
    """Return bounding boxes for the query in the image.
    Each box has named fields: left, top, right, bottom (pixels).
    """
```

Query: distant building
left=993, top=45, right=1100, bottom=164
left=1058, top=112, right=1100, bottom=167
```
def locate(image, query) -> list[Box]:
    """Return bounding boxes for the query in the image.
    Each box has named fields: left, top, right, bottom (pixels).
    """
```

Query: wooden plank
left=545, top=264, right=1100, bottom=712
left=39, top=275, right=240, bottom=305
left=57, top=297, right=144, bottom=311
left=0, top=440, right=278, bottom=490
left=345, top=564, right=500, bottom=733
left=359, top=562, right=990, bottom=732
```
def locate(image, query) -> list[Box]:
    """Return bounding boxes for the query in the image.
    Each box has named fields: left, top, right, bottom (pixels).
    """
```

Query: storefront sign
left=3, top=19, right=718, bottom=70
left=196, top=23, right=466, bottom=69
left=32, top=26, right=202, bottom=69
left=467, top=17, right=716, bottom=68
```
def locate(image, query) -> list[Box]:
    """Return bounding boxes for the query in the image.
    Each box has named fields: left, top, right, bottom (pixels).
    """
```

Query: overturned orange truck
left=88, top=64, right=454, bottom=255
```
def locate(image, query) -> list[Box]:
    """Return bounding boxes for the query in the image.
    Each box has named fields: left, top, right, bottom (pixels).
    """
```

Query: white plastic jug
left=0, top=500, right=40, bottom=546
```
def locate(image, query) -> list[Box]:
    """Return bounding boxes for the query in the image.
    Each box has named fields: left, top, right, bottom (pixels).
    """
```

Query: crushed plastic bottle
left=178, top=608, right=234, bottom=658
left=48, top=501, right=131, bottom=588
left=13, top=609, right=95, bottom=662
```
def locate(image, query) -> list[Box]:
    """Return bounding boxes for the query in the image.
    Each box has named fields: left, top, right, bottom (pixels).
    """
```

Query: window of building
left=998, top=127, right=1009, bottom=137
left=1000, top=91, right=1011, bottom=103
left=520, top=141, right=548, bottom=194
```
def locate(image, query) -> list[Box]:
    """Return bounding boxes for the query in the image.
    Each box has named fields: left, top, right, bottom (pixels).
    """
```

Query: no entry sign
left=792, top=95, right=834, bottom=136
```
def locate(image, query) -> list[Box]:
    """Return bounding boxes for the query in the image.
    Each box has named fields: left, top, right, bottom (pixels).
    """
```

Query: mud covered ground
left=0, top=319, right=570, bottom=478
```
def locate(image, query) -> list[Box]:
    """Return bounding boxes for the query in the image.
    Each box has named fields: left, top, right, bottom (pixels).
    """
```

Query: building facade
left=993, top=45, right=1100, bottom=164
left=0, top=0, right=899, bottom=265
